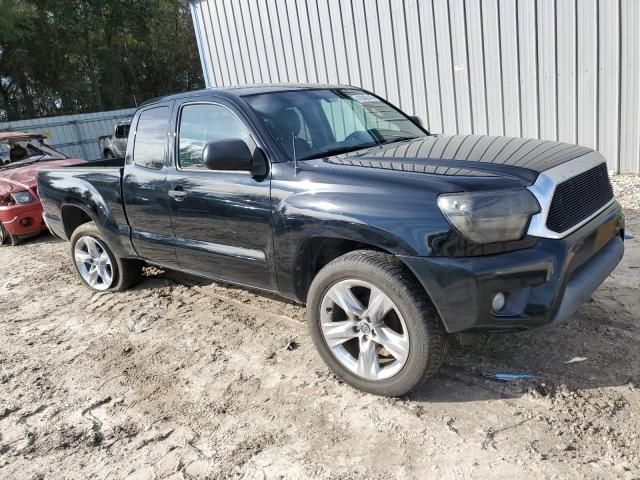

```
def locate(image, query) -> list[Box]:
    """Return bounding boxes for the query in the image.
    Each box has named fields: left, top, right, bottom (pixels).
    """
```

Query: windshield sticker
left=351, top=93, right=378, bottom=104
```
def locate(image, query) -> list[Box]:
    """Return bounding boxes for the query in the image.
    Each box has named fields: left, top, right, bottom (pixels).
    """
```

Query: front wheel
left=307, top=250, right=445, bottom=397
left=70, top=222, right=143, bottom=291
left=0, top=223, right=19, bottom=246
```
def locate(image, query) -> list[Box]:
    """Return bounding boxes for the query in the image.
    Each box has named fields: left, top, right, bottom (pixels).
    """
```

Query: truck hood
left=0, top=158, right=86, bottom=196
left=301, top=135, right=594, bottom=185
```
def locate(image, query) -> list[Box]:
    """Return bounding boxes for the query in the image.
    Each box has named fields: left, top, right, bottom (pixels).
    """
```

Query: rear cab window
left=133, top=107, right=169, bottom=169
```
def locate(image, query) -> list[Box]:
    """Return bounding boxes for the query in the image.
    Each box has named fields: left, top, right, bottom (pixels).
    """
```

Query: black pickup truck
left=38, top=84, right=625, bottom=396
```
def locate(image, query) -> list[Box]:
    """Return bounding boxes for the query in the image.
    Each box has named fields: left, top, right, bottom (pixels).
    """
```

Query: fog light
left=20, top=217, right=33, bottom=227
left=491, top=292, right=506, bottom=312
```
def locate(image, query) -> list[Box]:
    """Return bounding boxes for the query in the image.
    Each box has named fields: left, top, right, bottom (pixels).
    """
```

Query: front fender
left=272, top=188, right=452, bottom=300
left=275, top=190, right=420, bottom=253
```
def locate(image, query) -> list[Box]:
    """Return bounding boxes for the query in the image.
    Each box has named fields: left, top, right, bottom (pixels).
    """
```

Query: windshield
left=0, top=139, right=66, bottom=168
left=244, top=88, right=427, bottom=161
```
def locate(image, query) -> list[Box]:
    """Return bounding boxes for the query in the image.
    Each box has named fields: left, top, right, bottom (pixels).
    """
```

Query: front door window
left=178, top=104, right=252, bottom=170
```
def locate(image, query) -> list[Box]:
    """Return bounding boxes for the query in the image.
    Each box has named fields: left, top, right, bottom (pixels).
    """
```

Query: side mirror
left=409, top=115, right=423, bottom=127
left=250, top=148, right=269, bottom=178
left=202, top=139, right=269, bottom=178
left=203, top=139, right=252, bottom=171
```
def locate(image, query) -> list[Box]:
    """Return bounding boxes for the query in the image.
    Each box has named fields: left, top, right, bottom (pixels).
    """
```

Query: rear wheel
left=104, top=150, right=114, bottom=159
left=70, top=222, right=143, bottom=291
left=307, top=250, right=445, bottom=397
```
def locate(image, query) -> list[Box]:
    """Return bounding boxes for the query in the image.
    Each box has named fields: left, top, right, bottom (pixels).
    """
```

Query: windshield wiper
left=30, top=154, right=48, bottom=163
left=0, top=156, right=46, bottom=169
left=378, top=136, right=419, bottom=145
left=299, top=143, right=378, bottom=161
left=298, top=135, right=421, bottom=161
left=0, top=161, right=36, bottom=170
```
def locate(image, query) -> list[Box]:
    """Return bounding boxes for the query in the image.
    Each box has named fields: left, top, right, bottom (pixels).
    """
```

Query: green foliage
left=0, top=0, right=204, bottom=121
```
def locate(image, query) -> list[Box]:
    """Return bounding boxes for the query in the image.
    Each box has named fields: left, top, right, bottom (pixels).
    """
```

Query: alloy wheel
left=319, top=279, right=410, bottom=381
left=74, top=236, right=114, bottom=290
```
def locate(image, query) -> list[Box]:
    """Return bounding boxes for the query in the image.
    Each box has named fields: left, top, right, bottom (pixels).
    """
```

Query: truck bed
left=37, top=159, right=135, bottom=257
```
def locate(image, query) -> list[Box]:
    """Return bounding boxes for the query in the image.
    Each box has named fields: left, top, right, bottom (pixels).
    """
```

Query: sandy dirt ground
left=0, top=176, right=639, bottom=480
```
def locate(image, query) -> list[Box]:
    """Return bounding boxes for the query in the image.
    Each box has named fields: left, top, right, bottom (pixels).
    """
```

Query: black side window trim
left=174, top=100, right=265, bottom=173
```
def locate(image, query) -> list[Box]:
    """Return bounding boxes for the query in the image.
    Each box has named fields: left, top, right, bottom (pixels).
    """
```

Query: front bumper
left=0, top=203, right=46, bottom=237
left=401, top=201, right=625, bottom=333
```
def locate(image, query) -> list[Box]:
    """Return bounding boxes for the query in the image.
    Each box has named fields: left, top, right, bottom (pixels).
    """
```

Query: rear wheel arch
left=61, top=204, right=93, bottom=239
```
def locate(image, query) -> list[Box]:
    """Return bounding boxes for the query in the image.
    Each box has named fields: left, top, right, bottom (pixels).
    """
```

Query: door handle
left=168, top=187, right=187, bottom=199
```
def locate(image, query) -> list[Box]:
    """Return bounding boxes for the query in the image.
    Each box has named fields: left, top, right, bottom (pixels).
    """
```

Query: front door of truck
left=165, top=100, right=274, bottom=290
left=122, top=104, right=178, bottom=266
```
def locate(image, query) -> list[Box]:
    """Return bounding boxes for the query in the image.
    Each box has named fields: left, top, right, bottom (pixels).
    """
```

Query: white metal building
left=189, top=0, right=640, bottom=173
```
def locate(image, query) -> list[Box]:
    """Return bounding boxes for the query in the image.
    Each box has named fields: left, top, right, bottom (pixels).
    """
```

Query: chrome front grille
left=545, top=163, right=613, bottom=233
left=526, top=151, right=615, bottom=239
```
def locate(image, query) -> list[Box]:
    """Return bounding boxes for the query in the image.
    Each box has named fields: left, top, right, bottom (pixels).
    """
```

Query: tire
left=0, top=223, right=20, bottom=246
left=307, top=250, right=445, bottom=397
left=104, top=150, right=114, bottom=159
left=69, top=222, right=143, bottom=291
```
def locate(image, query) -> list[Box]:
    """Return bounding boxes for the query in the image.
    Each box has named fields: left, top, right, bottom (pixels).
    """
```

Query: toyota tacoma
left=37, top=85, right=625, bottom=396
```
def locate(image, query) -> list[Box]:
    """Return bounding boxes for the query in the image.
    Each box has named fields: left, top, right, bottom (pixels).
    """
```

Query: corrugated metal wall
left=0, top=108, right=136, bottom=161
left=190, top=0, right=640, bottom=173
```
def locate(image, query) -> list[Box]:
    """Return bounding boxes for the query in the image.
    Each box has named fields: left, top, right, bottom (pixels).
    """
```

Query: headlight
left=437, top=189, right=540, bottom=244
left=11, top=191, right=35, bottom=204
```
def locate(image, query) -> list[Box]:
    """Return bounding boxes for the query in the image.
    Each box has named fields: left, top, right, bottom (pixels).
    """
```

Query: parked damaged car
left=37, top=85, right=624, bottom=396
left=0, top=131, right=86, bottom=245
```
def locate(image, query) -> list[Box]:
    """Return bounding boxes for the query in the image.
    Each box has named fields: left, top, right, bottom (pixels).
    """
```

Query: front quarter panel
left=271, top=162, right=455, bottom=299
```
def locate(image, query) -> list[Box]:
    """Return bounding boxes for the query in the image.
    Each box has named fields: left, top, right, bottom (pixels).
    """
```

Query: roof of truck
left=140, top=83, right=352, bottom=107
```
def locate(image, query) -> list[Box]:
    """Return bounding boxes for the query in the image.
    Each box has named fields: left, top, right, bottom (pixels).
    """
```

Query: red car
left=0, top=131, right=86, bottom=245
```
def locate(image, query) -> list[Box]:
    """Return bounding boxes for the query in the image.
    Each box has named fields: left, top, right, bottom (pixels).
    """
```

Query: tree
left=0, top=0, right=204, bottom=121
